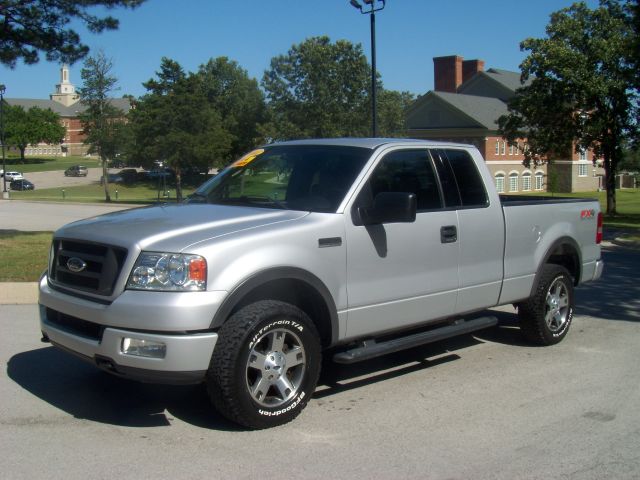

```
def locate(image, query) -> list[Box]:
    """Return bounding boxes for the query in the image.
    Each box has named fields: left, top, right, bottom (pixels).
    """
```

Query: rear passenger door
left=430, top=149, right=504, bottom=314
left=344, top=148, right=460, bottom=339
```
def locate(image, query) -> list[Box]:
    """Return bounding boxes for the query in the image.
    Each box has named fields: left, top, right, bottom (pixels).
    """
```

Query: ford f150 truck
left=39, top=138, right=604, bottom=429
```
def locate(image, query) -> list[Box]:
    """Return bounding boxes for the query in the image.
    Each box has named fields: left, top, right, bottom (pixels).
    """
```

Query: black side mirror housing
left=359, top=192, right=417, bottom=225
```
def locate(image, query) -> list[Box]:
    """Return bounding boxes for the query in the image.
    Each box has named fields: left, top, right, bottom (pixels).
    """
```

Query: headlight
left=127, top=252, right=207, bottom=291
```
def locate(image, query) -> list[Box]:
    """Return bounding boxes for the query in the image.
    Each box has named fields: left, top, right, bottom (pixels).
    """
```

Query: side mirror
left=359, top=192, right=417, bottom=225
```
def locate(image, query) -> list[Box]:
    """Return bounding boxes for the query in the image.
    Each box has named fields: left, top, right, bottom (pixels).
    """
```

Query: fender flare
left=210, top=267, right=340, bottom=345
left=528, top=236, right=582, bottom=299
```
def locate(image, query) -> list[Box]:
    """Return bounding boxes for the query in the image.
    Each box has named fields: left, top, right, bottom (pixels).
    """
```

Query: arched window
left=509, top=172, right=519, bottom=192
left=535, top=172, right=544, bottom=190
left=522, top=171, right=532, bottom=191
left=495, top=173, right=505, bottom=193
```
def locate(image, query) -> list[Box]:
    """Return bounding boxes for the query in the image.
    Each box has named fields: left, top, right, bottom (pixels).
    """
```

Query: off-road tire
left=206, top=300, right=321, bottom=429
left=518, top=264, right=575, bottom=345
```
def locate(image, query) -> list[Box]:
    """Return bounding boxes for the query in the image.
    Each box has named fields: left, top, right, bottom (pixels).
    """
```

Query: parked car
left=100, top=173, right=124, bottom=185
left=147, top=167, right=174, bottom=179
left=10, top=179, right=34, bottom=190
left=101, top=168, right=142, bottom=185
left=110, top=159, right=126, bottom=169
left=118, top=168, right=140, bottom=183
left=39, top=139, right=604, bottom=429
left=64, top=165, right=88, bottom=177
left=3, top=171, right=24, bottom=181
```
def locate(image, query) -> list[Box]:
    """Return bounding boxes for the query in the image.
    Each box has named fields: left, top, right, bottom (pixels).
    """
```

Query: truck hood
left=54, top=204, right=309, bottom=252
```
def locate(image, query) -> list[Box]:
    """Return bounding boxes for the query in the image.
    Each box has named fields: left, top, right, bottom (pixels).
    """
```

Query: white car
left=3, top=171, right=24, bottom=181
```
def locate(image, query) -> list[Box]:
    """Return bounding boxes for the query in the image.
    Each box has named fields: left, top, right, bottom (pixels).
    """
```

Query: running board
left=333, top=316, right=498, bottom=364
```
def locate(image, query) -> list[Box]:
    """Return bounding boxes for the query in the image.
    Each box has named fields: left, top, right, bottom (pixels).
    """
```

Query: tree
left=620, top=145, right=640, bottom=171
left=0, top=0, right=146, bottom=68
left=197, top=57, right=266, bottom=161
left=261, top=36, right=414, bottom=141
left=377, top=90, right=415, bottom=137
left=4, top=105, right=65, bottom=160
left=498, top=0, right=638, bottom=214
left=128, top=58, right=232, bottom=202
left=261, top=36, right=371, bottom=140
left=78, top=50, right=125, bottom=202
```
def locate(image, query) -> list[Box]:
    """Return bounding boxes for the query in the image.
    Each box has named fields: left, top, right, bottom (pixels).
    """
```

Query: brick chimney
left=433, top=55, right=463, bottom=93
left=462, top=59, right=485, bottom=84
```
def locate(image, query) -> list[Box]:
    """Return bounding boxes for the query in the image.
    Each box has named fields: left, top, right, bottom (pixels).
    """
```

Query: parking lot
left=0, top=243, right=638, bottom=479
left=12, top=167, right=112, bottom=190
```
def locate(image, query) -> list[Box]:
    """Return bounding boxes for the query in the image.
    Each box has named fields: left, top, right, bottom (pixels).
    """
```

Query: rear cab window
left=430, top=149, right=489, bottom=209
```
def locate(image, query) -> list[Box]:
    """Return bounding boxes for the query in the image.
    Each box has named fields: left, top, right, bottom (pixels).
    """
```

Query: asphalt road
left=15, top=166, right=106, bottom=189
left=0, top=244, right=638, bottom=479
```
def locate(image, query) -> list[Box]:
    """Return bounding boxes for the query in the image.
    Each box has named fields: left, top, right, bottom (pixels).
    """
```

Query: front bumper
left=39, top=277, right=222, bottom=384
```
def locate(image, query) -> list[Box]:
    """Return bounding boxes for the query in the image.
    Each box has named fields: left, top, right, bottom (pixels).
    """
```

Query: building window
left=509, top=144, right=514, bottom=155
left=522, top=172, right=532, bottom=191
left=516, top=143, right=521, bottom=155
left=578, top=163, right=588, bottom=177
left=495, top=141, right=500, bottom=156
left=501, top=142, right=506, bottom=155
left=495, top=173, right=505, bottom=193
left=535, top=172, right=544, bottom=190
left=579, top=148, right=588, bottom=161
left=509, top=172, right=519, bottom=192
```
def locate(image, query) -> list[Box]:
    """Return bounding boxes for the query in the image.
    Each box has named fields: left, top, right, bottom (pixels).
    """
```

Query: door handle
left=440, top=225, right=457, bottom=244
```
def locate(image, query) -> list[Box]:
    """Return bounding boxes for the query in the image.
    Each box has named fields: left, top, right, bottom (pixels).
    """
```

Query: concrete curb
left=0, top=282, right=39, bottom=304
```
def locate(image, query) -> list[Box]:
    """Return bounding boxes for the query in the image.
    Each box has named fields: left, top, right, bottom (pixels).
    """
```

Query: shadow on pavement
left=316, top=333, right=484, bottom=398
left=9, top=335, right=489, bottom=428
left=7, top=346, right=241, bottom=431
left=575, top=245, right=639, bottom=322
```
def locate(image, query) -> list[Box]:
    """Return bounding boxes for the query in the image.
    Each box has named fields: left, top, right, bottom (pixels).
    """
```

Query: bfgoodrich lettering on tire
left=206, top=300, right=321, bottom=429
left=518, top=264, right=575, bottom=345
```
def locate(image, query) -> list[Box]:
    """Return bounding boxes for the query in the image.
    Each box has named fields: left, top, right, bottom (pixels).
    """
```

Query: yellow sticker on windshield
left=233, top=149, right=264, bottom=167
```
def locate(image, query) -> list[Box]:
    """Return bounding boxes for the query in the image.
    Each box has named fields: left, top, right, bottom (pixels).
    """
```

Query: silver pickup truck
left=39, top=138, right=604, bottom=428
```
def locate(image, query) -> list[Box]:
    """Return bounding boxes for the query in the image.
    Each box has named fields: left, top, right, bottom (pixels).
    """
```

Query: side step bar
left=333, top=316, right=498, bottom=364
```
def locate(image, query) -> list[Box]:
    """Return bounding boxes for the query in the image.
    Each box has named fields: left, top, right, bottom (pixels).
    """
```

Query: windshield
left=186, top=145, right=371, bottom=212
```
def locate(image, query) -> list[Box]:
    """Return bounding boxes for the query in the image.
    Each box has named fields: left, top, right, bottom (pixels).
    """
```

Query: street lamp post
left=350, top=0, right=385, bottom=138
left=0, top=84, right=7, bottom=199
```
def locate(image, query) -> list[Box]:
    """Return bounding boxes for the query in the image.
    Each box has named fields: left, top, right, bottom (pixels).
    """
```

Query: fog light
left=121, top=337, right=166, bottom=359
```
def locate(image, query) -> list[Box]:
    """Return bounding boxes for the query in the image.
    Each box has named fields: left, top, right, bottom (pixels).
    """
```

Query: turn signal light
left=596, top=212, right=603, bottom=244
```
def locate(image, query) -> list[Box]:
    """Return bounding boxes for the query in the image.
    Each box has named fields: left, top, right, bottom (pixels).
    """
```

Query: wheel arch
left=529, top=236, right=582, bottom=298
left=210, top=267, right=339, bottom=347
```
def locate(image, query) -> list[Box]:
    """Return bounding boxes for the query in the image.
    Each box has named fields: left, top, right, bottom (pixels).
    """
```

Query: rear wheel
left=518, top=264, right=575, bottom=345
left=206, top=300, right=321, bottom=429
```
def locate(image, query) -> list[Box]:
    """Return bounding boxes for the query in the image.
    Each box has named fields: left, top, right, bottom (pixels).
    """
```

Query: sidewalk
left=0, top=282, right=38, bottom=304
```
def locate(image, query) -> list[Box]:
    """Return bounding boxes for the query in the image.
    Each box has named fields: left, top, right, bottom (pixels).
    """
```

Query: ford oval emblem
left=67, top=257, right=87, bottom=273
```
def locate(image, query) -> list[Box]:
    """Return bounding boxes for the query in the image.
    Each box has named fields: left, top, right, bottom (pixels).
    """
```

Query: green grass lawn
left=508, top=189, right=640, bottom=230
left=0, top=231, right=51, bottom=282
left=2, top=155, right=100, bottom=173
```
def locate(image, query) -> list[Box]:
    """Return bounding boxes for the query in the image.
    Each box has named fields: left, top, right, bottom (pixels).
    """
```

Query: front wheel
left=518, top=264, right=575, bottom=345
left=206, top=300, right=321, bottom=429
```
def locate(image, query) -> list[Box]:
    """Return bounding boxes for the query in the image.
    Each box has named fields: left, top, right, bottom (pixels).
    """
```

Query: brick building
left=6, top=65, right=131, bottom=157
left=406, top=55, right=603, bottom=193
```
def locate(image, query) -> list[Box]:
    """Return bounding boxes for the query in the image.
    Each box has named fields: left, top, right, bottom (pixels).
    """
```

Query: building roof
left=406, top=91, right=508, bottom=131
left=483, top=68, right=530, bottom=91
left=5, top=97, right=131, bottom=116
left=432, top=91, right=508, bottom=129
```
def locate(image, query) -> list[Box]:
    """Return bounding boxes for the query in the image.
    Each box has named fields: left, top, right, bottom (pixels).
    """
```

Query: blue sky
left=1, top=0, right=597, bottom=100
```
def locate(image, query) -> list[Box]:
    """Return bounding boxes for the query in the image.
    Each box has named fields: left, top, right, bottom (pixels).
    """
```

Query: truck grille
left=49, top=239, right=128, bottom=296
